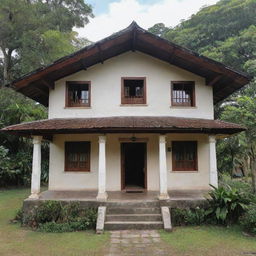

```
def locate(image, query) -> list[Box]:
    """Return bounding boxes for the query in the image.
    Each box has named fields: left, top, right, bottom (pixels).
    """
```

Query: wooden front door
left=121, top=142, right=147, bottom=190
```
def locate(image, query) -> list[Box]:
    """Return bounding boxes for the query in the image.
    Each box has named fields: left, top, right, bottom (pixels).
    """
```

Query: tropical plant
left=207, top=185, right=248, bottom=224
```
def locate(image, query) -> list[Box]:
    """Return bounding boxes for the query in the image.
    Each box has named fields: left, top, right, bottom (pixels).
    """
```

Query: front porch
left=2, top=116, right=244, bottom=203
left=25, top=189, right=209, bottom=207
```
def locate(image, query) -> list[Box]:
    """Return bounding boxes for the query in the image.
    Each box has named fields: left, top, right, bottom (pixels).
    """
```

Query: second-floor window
left=171, top=81, right=195, bottom=107
left=121, top=77, right=146, bottom=104
left=66, top=81, right=91, bottom=107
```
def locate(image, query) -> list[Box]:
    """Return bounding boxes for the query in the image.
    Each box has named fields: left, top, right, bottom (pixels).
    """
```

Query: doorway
left=121, top=142, right=147, bottom=191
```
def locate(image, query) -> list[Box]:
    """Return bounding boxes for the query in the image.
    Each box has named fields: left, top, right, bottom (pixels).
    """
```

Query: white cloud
left=76, top=0, right=218, bottom=42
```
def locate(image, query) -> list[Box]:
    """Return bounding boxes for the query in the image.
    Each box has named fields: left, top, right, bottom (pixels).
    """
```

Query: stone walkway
left=105, top=230, right=171, bottom=256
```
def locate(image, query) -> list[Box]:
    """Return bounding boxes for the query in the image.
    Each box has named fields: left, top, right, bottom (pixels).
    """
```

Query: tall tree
left=0, top=0, right=93, bottom=85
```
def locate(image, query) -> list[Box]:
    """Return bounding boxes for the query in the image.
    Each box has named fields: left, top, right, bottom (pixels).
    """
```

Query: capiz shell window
left=171, top=81, right=195, bottom=107
left=66, top=81, right=91, bottom=107
left=65, top=142, right=90, bottom=172
left=172, top=141, right=197, bottom=171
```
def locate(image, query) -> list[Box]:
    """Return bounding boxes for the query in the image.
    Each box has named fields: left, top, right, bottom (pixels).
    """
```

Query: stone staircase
left=104, top=201, right=164, bottom=230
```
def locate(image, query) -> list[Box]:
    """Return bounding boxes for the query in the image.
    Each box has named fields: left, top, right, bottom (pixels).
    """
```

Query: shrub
left=35, top=201, right=62, bottom=223
left=20, top=201, right=97, bottom=232
left=207, top=185, right=248, bottom=225
left=184, top=207, right=209, bottom=225
left=171, top=207, right=209, bottom=226
left=239, top=204, right=256, bottom=235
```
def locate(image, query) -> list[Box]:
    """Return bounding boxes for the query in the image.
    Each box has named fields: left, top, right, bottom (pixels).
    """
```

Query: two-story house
left=2, top=22, right=249, bottom=205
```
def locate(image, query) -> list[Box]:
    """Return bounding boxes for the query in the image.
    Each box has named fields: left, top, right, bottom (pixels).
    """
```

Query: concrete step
left=107, top=207, right=161, bottom=214
left=106, top=201, right=160, bottom=208
left=104, top=221, right=164, bottom=230
left=106, top=214, right=162, bottom=222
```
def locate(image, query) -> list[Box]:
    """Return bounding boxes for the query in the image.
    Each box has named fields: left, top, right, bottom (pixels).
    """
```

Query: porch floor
left=38, top=189, right=209, bottom=202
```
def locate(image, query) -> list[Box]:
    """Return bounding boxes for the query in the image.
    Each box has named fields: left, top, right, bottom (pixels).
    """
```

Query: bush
left=240, top=204, right=256, bottom=235
left=207, top=185, right=248, bottom=225
left=171, top=207, right=209, bottom=226
left=20, top=201, right=97, bottom=232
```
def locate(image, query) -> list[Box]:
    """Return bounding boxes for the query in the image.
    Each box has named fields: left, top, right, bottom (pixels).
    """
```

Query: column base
left=96, top=192, right=108, bottom=201
left=158, top=193, right=170, bottom=200
left=29, top=193, right=39, bottom=199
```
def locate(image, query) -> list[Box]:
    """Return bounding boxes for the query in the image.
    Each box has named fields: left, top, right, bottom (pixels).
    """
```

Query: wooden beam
left=169, top=48, right=176, bottom=64
left=81, top=59, right=87, bottom=70
left=131, top=29, right=137, bottom=52
left=96, top=43, right=104, bottom=64
left=41, top=78, right=54, bottom=89
left=32, top=86, right=48, bottom=97
left=206, top=75, right=222, bottom=86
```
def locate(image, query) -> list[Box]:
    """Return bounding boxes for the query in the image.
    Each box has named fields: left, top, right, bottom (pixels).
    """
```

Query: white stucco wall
left=48, top=133, right=210, bottom=191
left=48, top=52, right=214, bottom=119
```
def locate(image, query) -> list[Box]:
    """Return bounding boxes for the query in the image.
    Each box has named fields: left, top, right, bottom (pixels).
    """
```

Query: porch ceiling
left=1, top=116, right=245, bottom=138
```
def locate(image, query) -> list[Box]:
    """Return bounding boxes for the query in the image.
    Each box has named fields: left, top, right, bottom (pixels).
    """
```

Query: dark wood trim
left=64, top=141, right=91, bottom=172
left=132, top=29, right=137, bottom=52
left=66, top=81, right=91, bottom=108
left=206, top=75, right=222, bottom=86
left=80, top=59, right=87, bottom=70
left=120, top=142, right=147, bottom=190
left=41, top=78, right=54, bottom=90
left=121, top=77, right=147, bottom=105
left=171, top=81, right=195, bottom=107
left=171, top=141, right=198, bottom=172
left=96, top=43, right=104, bottom=64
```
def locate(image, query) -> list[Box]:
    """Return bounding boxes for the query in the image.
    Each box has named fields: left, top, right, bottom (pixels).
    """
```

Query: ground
left=0, top=188, right=109, bottom=256
left=0, top=188, right=256, bottom=256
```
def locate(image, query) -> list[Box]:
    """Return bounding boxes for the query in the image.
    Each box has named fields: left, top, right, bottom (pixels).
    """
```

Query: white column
left=29, top=136, right=42, bottom=199
left=97, top=135, right=108, bottom=201
left=158, top=135, right=169, bottom=200
left=209, top=135, right=218, bottom=188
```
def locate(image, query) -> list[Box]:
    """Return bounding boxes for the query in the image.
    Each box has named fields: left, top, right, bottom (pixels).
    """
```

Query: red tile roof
left=1, top=116, right=245, bottom=136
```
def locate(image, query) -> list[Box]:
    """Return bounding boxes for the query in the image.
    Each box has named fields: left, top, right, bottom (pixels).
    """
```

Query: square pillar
left=97, top=135, right=108, bottom=201
left=29, top=136, right=42, bottom=199
left=158, top=135, right=169, bottom=200
left=209, top=135, right=218, bottom=187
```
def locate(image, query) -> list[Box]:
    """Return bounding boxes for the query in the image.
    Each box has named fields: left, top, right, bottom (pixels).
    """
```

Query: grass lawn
left=0, top=188, right=109, bottom=256
left=161, top=226, right=256, bottom=256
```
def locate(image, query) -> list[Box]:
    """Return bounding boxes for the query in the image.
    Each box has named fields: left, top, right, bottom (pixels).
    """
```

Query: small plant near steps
left=96, top=202, right=172, bottom=233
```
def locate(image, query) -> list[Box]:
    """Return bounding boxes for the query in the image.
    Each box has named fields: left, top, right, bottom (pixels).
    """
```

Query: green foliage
left=21, top=201, right=97, bottom=232
left=207, top=185, right=248, bottom=224
left=171, top=207, right=209, bottom=226
left=0, top=87, right=48, bottom=186
left=0, top=0, right=93, bottom=84
left=161, top=0, right=256, bottom=53
left=239, top=204, right=256, bottom=235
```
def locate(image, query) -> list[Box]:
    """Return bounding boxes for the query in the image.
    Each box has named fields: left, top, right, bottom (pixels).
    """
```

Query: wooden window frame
left=65, top=141, right=91, bottom=172
left=66, top=81, right=91, bottom=108
left=171, top=81, right=195, bottom=107
left=121, top=77, right=147, bottom=105
left=172, top=141, right=198, bottom=172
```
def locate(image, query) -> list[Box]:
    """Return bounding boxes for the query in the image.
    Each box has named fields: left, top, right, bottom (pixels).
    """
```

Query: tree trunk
left=1, top=48, right=12, bottom=86
left=251, top=157, right=256, bottom=194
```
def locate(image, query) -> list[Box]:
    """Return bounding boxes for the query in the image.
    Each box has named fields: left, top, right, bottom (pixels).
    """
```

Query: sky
left=76, top=0, right=219, bottom=42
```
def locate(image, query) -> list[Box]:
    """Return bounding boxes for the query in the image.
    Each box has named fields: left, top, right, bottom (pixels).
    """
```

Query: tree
left=221, top=96, right=256, bottom=192
left=148, top=23, right=169, bottom=37
left=0, top=0, right=93, bottom=85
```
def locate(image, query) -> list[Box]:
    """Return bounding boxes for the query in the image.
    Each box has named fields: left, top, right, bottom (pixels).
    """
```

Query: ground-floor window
left=172, top=141, right=197, bottom=171
left=65, top=141, right=90, bottom=172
